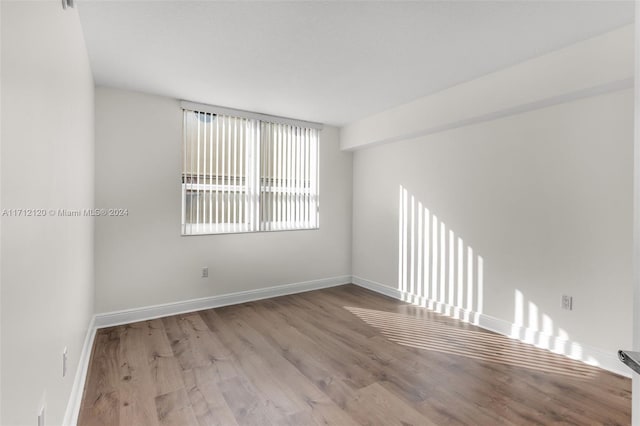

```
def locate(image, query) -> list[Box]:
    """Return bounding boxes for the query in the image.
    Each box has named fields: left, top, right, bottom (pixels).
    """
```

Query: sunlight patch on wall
left=397, top=184, right=601, bottom=369
left=512, top=289, right=599, bottom=366
left=398, top=185, right=484, bottom=323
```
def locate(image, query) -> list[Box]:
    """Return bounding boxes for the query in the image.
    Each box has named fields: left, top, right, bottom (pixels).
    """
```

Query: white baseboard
left=94, top=275, right=351, bottom=329
left=351, top=275, right=630, bottom=378
left=476, top=311, right=630, bottom=377
left=352, top=275, right=401, bottom=299
left=62, top=315, right=97, bottom=426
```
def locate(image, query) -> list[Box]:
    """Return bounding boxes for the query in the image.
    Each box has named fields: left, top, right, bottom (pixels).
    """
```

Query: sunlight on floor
left=345, top=306, right=597, bottom=379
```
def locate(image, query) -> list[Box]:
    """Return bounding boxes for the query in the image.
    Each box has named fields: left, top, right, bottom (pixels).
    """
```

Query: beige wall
left=352, top=87, right=633, bottom=367
left=94, top=87, right=352, bottom=313
left=1, top=2, right=95, bottom=425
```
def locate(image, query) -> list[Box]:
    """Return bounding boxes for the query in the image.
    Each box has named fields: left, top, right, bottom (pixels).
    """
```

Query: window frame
left=181, top=102, right=322, bottom=236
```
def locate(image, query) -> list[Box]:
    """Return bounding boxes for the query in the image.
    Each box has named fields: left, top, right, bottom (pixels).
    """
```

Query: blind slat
left=221, top=116, right=226, bottom=232
left=182, top=112, right=187, bottom=234
left=215, top=115, right=219, bottom=225
left=277, top=124, right=282, bottom=228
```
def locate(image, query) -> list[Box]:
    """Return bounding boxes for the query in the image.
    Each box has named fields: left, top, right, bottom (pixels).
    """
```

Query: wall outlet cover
left=561, top=295, right=573, bottom=311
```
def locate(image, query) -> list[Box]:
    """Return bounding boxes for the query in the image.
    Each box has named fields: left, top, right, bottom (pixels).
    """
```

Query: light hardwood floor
left=78, top=285, right=631, bottom=425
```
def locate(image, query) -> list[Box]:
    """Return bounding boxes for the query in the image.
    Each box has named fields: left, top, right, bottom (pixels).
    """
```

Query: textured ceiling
left=78, top=1, right=634, bottom=126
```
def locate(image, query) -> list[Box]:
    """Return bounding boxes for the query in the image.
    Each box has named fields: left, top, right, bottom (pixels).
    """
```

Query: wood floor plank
left=199, top=308, right=313, bottom=425
left=118, top=324, right=161, bottom=426
left=174, top=313, right=240, bottom=381
left=78, top=284, right=632, bottom=426
left=206, top=306, right=360, bottom=426
left=182, top=367, right=239, bottom=426
left=217, top=376, right=287, bottom=426
left=271, top=293, right=437, bottom=401
left=344, top=382, right=437, bottom=426
left=204, top=308, right=320, bottom=417
left=238, top=303, right=374, bottom=426
left=248, top=299, right=378, bottom=389
left=267, top=297, right=387, bottom=381
left=161, top=315, right=208, bottom=371
left=155, top=388, right=199, bottom=426
left=418, top=395, right=514, bottom=426
left=286, top=410, right=320, bottom=426
left=77, top=328, right=122, bottom=426
left=141, top=319, right=184, bottom=397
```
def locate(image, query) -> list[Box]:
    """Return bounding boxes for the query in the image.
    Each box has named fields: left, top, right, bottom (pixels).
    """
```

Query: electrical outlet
left=561, top=295, right=573, bottom=311
left=37, top=405, right=45, bottom=426
left=201, top=267, right=208, bottom=278
left=62, top=347, right=68, bottom=378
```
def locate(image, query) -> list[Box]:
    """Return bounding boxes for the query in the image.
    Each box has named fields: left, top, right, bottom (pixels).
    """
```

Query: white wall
left=1, top=1, right=4, bottom=422
left=342, top=25, right=633, bottom=150
left=352, top=87, right=633, bottom=371
left=633, top=4, right=640, bottom=423
left=94, top=87, right=352, bottom=314
left=1, top=2, right=95, bottom=425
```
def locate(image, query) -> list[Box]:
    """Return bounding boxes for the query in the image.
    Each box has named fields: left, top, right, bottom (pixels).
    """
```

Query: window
left=181, top=102, right=320, bottom=235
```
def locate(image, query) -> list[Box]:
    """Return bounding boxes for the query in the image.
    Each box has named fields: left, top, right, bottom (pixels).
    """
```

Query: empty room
left=3, top=0, right=640, bottom=425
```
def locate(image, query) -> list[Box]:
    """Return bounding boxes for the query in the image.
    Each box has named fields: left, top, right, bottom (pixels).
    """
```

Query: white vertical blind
left=259, top=121, right=318, bottom=232
left=181, top=108, right=319, bottom=235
